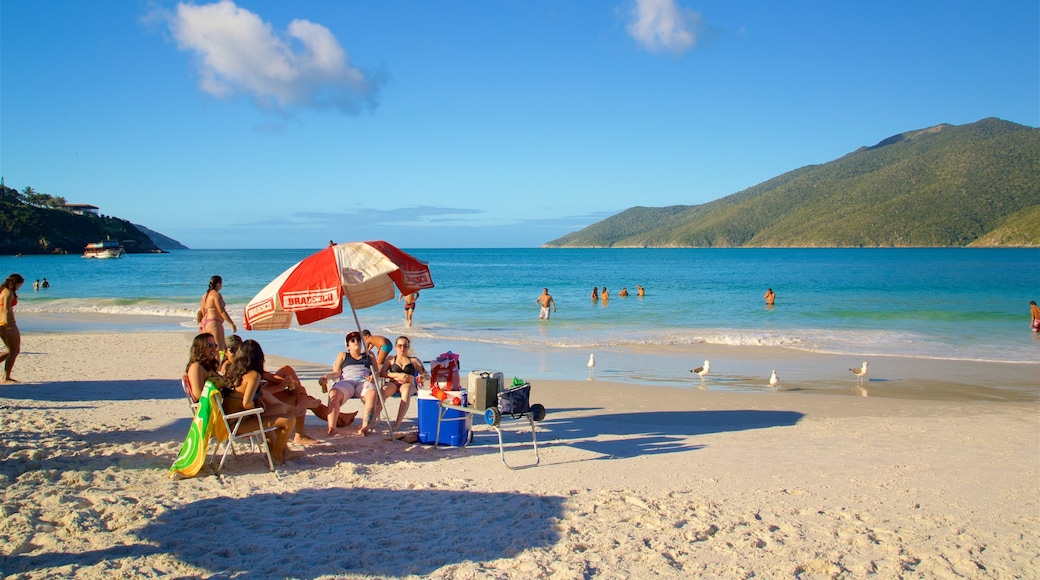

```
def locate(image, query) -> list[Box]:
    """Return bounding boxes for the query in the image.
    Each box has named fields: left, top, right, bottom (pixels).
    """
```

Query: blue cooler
left=417, top=390, right=470, bottom=446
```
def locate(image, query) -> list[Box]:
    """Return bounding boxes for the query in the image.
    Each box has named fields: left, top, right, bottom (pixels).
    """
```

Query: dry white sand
left=1, top=331, right=1038, bottom=579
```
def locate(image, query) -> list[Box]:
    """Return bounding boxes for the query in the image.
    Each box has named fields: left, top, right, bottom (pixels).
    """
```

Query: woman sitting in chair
left=223, top=339, right=302, bottom=464
left=379, top=335, right=428, bottom=432
left=223, top=335, right=322, bottom=446
left=185, top=333, right=223, bottom=402
left=319, top=331, right=380, bottom=437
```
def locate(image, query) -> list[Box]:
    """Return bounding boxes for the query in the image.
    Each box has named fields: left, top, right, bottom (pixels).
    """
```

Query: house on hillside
left=64, top=204, right=100, bottom=216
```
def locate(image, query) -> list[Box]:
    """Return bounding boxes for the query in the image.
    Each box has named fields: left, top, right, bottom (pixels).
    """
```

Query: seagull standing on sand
left=587, top=354, right=595, bottom=368
left=850, top=361, right=868, bottom=384
left=690, top=360, right=710, bottom=379
left=769, top=370, right=780, bottom=390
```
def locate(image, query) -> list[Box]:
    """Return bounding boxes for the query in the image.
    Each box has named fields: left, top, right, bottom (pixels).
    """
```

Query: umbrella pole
left=348, top=304, right=398, bottom=443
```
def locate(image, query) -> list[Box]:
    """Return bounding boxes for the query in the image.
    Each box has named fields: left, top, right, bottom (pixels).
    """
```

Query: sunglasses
left=347, top=337, right=360, bottom=344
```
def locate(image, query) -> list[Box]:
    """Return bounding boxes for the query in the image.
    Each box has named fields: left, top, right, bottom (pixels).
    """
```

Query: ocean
left=3, top=247, right=1038, bottom=390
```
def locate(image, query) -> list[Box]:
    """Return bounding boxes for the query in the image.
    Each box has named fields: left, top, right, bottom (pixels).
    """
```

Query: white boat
left=83, top=239, right=126, bottom=259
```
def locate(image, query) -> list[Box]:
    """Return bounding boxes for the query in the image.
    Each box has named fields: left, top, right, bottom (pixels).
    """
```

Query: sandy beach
left=1, top=330, right=1038, bottom=579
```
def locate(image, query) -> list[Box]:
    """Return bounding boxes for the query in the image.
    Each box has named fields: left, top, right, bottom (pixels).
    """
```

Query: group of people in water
left=590, top=284, right=645, bottom=301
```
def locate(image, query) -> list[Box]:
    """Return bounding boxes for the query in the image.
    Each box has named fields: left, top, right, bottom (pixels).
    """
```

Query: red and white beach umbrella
left=244, top=241, right=434, bottom=331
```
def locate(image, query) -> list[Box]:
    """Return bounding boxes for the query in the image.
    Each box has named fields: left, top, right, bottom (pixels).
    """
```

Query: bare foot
left=294, top=434, right=321, bottom=446
left=300, top=395, right=322, bottom=409
left=327, top=426, right=338, bottom=436
left=2, top=378, right=19, bottom=384
left=354, top=425, right=371, bottom=437
left=337, top=411, right=357, bottom=427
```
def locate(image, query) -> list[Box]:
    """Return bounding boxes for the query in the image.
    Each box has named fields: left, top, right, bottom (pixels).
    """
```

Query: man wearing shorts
left=536, top=288, right=556, bottom=320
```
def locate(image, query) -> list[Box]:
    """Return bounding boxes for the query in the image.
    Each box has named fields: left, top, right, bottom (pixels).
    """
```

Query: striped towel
left=170, top=381, right=229, bottom=479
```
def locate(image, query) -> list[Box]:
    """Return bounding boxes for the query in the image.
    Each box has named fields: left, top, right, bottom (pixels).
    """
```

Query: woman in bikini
left=0, top=273, right=25, bottom=383
left=199, top=275, right=236, bottom=352
left=222, top=335, right=320, bottom=446
left=223, top=339, right=302, bottom=464
left=379, top=335, right=429, bottom=431
left=184, top=333, right=223, bottom=402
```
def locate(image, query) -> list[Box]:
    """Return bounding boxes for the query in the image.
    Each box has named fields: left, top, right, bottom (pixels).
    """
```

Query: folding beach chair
left=214, top=394, right=278, bottom=473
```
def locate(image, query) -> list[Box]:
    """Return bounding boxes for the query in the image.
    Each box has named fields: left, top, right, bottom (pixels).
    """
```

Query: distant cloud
left=625, top=0, right=702, bottom=56
left=161, top=0, right=384, bottom=116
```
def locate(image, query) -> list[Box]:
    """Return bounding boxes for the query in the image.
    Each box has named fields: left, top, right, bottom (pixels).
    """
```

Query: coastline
left=13, top=311, right=1040, bottom=401
left=1, top=330, right=1038, bottom=577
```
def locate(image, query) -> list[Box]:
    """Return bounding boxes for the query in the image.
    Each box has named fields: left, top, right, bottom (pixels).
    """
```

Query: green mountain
left=545, top=118, right=1040, bottom=248
left=0, top=193, right=184, bottom=254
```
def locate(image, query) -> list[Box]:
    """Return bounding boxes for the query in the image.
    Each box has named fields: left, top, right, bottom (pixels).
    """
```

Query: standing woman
left=0, top=273, right=24, bottom=383
left=199, top=275, right=236, bottom=351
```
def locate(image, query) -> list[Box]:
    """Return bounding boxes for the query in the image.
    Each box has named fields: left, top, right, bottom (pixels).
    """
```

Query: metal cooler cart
left=434, top=382, right=546, bottom=469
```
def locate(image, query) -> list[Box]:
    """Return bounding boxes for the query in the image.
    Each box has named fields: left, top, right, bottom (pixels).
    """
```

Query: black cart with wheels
left=434, top=382, right=546, bottom=469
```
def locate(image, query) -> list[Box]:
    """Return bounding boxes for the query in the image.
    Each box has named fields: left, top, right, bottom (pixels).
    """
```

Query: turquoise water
left=3, top=248, right=1038, bottom=384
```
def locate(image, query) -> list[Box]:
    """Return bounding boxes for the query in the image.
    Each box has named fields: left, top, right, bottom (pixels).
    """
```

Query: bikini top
left=389, top=360, right=416, bottom=376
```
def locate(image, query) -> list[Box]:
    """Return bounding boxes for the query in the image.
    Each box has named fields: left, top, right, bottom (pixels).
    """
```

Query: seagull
left=769, top=370, right=780, bottom=389
left=689, top=360, right=710, bottom=379
left=850, top=361, right=868, bottom=384
left=587, top=354, right=595, bottom=368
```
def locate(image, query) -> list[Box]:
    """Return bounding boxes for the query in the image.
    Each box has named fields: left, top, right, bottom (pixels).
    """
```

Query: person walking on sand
left=401, top=291, right=419, bottom=327
left=764, top=288, right=776, bottom=306
left=1031, top=301, right=1040, bottom=333
left=536, top=288, right=556, bottom=319
left=0, top=274, right=25, bottom=383
left=199, top=275, right=236, bottom=351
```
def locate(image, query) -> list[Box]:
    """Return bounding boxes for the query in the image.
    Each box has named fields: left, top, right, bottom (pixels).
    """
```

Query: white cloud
left=626, top=0, right=701, bottom=56
left=165, top=0, right=383, bottom=115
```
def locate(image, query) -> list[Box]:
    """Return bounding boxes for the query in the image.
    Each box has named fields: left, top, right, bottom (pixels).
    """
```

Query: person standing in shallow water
left=401, top=291, right=419, bottom=327
left=1030, top=300, right=1040, bottom=333
left=0, top=274, right=25, bottom=383
left=536, top=288, right=556, bottom=319
left=764, top=288, right=776, bottom=306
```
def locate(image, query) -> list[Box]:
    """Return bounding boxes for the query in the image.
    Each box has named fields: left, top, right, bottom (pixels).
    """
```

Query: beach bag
left=430, top=351, right=461, bottom=389
left=498, top=379, right=531, bottom=415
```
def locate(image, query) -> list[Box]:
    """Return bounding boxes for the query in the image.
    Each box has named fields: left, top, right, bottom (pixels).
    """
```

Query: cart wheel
left=467, top=430, right=474, bottom=445
left=484, top=407, right=501, bottom=427
left=531, top=404, right=546, bottom=422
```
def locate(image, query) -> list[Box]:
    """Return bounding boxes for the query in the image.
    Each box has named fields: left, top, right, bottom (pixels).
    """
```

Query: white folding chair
left=214, top=397, right=278, bottom=473
left=181, top=375, right=201, bottom=415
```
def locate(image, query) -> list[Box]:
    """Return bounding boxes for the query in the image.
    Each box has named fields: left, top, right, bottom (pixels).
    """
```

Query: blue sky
left=2, top=1, right=1037, bottom=249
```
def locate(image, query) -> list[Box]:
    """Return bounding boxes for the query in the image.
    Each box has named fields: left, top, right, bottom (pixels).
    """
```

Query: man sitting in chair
left=319, top=331, right=381, bottom=437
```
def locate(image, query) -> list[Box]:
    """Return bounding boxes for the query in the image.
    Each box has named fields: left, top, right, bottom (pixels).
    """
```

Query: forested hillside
left=0, top=192, right=165, bottom=255
left=546, top=118, right=1040, bottom=247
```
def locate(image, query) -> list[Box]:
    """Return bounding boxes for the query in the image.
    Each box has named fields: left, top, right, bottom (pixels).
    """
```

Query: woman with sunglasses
left=379, top=335, right=428, bottom=432
left=319, top=331, right=378, bottom=436
left=184, top=333, right=223, bottom=402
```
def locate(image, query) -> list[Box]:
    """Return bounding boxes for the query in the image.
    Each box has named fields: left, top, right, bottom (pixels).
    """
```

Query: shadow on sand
left=3, top=488, right=565, bottom=579
left=518, top=407, right=804, bottom=459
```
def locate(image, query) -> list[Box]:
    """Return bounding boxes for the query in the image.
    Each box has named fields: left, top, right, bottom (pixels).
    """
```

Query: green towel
left=170, top=381, right=228, bottom=479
